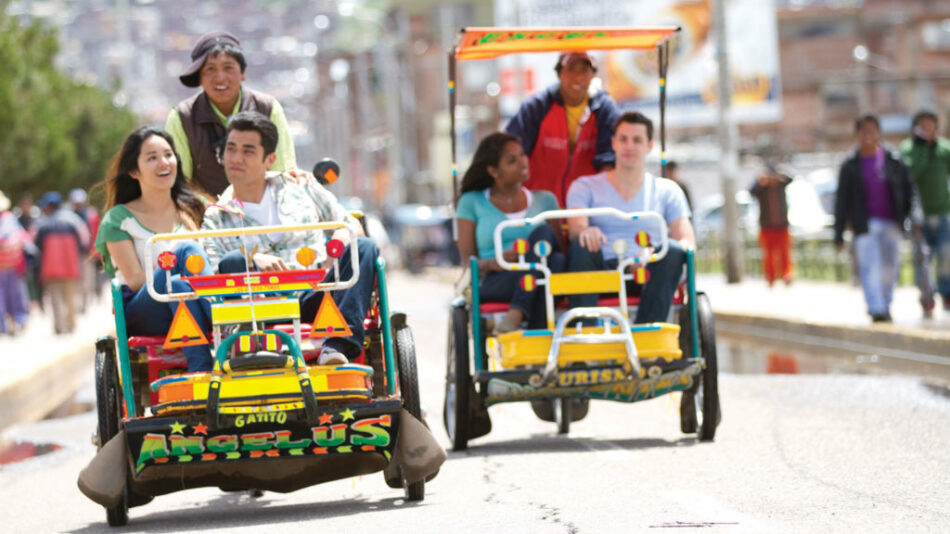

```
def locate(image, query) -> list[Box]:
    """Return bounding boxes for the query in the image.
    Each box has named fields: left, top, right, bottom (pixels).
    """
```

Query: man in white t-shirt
left=201, top=111, right=373, bottom=365
left=566, top=112, right=696, bottom=323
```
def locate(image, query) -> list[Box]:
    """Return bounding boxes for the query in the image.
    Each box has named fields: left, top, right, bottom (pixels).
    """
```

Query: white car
left=693, top=178, right=833, bottom=241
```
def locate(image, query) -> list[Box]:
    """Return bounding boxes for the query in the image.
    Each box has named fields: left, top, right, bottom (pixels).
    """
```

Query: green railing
left=694, top=235, right=917, bottom=286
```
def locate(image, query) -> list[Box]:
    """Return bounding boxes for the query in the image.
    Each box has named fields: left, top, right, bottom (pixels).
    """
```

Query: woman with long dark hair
left=94, top=126, right=215, bottom=371
left=456, top=132, right=565, bottom=333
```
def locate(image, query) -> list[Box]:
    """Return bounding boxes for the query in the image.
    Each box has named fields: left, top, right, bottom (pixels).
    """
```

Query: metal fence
left=694, top=235, right=917, bottom=286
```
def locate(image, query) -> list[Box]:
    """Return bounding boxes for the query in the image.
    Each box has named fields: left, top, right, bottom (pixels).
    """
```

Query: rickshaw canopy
left=454, top=26, right=680, bottom=61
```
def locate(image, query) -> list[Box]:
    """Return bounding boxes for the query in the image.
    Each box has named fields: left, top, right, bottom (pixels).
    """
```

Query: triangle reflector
left=309, top=294, right=353, bottom=338
left=164, top=301, right=209, bottom=349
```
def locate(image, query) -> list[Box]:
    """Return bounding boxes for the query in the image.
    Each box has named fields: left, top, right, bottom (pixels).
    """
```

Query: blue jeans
left=124, top=242, right=213, bottom=372
left=479, top=224, right=566, bottom=329
left=567, top=238, right=686, bottom=323
left=853, top=218, right=901, bottom=315
left=218, top=237, right=379, bottom=358
left=918, top=214, right=950, bottom=302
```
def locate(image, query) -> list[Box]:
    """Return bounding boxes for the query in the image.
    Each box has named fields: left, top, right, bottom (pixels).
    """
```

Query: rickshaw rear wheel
left=444, top=305, right=471, bottom=451
left=678, top=293, right=720, bottom=441
left=393, top=323, right=425, bottom=501
left=95, top=337, right=129, bottom=526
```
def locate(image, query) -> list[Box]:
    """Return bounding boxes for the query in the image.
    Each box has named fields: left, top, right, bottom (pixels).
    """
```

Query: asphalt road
left=1, top=269, right=948, bottom=533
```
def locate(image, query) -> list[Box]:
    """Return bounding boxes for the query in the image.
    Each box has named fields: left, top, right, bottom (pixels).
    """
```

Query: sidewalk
left=698, top=274, right=950, bottom=359
left=0, top=295, right=114, bottom=429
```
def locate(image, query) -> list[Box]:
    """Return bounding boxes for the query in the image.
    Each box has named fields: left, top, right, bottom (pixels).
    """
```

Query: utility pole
left=713, top=0, right=742, bottom=283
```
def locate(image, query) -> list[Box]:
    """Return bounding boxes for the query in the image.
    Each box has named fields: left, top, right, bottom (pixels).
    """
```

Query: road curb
left=714, top=311, right=950, bottom=359
left=0, top=330, right=110, bottom=430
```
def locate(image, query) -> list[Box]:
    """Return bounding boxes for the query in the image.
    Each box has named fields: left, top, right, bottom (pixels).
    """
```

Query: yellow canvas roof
left=455, top=26, right=680, bottom=61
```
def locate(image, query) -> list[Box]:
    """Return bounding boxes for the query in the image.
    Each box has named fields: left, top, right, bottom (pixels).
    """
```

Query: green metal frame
left=469, top=256, right=484, bottom=372
left=110, top=280, right=138, bottom=418
left=205, top=327, right=318, bottom=425
left=211, top=329, right=305, bottom=367
left=375, top=256, right=397, bottom=395
left=686, top=249, right=700, bottom=361
left=467, top=251, right=702, bottom=370
left=109, top=255, right=401, bottom=420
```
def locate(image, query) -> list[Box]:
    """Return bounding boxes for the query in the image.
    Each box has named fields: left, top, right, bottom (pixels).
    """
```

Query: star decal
left=169, top=421, right=186, bottom=434
left=192, top=422, right=208, bottom=435
left=318, top=412, right=333, bottom=425
left=157, top=251, right=178, bottom=270
left=340, top=408, right=355, bottom=421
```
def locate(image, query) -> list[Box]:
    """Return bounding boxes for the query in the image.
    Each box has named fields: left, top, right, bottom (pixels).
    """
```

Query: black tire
left=531, top=398, right=589, bottom=423
left=678, top=293, right=720, bottom=441
left=394, top=323, right=425, bottom=501
left=443, top=306, right=471, bottom=451
left=95, top=340, right=129, bottom=526
left=555, top=398, right=572, bottom=434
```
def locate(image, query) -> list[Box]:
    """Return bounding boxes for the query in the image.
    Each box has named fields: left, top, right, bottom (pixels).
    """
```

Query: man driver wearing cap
left=505, top=52, right=621, bottom=207
left=165, top=31, right=297, bottom=198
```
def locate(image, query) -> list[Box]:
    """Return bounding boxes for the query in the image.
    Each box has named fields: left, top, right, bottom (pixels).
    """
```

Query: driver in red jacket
left=505, top=52, right=621, bottom=206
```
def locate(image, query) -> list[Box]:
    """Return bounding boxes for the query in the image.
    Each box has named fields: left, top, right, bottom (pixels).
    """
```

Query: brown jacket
left=176, top=88, right=274, bottom=196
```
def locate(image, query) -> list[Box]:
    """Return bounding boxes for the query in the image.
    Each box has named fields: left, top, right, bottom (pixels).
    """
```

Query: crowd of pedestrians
left=0, top=187, right=100, bottom=335
left=831, top=110, right=950, bottom=322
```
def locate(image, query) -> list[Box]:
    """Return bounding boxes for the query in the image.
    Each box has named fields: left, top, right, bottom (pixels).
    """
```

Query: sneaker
left=922, top=300, right=935, bottom=319
left=870, top=313, right=891, bottom=323
left=317, top=346, right=348, bottom=366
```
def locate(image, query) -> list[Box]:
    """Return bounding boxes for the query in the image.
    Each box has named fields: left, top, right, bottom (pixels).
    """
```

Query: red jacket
left=506, top=85, right=621, bottom=206
left=35, top=209, right=87, bottom=281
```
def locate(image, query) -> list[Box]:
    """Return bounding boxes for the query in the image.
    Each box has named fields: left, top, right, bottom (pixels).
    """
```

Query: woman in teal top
left=456, top=132, right=566, bottom=333
left=94, top=127, right=215, bottom=372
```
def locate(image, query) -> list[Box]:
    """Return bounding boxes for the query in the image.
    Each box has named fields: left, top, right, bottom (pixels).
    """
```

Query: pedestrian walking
left=0, top=190, right=32, bottom=335
left=34, top=192, right=89, bottom=334
left=750, top=165, right=793, bottom=287
left=834, top=114, right=917, bottom=322
left=12, top=193, right=41, bottom=309
left=899, top=110, right=950, bottom=318
left=505, top=52, right=621, bottom=206
left=69, top=188, right=102, bottom=309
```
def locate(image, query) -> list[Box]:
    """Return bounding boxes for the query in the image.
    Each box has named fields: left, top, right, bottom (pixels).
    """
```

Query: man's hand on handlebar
left=252, top=253, right=288, bottom=271
left=578, top=226, right=608, bottom=252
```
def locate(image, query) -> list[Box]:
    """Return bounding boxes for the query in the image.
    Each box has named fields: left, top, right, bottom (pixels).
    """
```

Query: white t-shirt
left=566, top=171, right=691, bottom=260
left=483, top=187, right=534, bottom=220
left=239, top=184, right=280, bottom=226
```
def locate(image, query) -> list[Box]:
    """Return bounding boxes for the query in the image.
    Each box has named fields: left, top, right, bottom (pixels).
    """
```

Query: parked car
left=693, top=178, right=833, bottom=241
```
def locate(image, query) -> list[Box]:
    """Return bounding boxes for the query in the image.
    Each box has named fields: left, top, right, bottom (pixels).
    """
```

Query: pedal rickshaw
left=443, top=26, right=720, bottom=449
left=79, top=163, right=444, bottom=526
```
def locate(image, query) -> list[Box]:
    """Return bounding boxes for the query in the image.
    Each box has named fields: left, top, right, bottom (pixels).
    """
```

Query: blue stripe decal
left=522, top=330, right=553, bottom=337
left=630, top=325, right=662, bottom=332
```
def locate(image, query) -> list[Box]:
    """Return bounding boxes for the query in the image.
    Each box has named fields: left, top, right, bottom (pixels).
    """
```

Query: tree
left=0, top=8, right=136, bottom=205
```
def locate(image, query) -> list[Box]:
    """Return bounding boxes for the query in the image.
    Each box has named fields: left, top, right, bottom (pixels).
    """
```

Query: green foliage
left=0, top=9, right=136, bottom=204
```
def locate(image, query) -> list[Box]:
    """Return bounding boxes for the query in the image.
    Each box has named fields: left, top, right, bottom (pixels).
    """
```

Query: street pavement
left=0, top=268, right=948, bottom=533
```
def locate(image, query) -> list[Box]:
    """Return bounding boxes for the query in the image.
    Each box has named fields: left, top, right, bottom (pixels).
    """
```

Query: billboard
left=494, top=0, right=782, bottom=127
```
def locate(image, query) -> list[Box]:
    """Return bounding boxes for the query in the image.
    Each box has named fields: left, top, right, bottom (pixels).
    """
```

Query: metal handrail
left=144, top=222, right=359, bottom=303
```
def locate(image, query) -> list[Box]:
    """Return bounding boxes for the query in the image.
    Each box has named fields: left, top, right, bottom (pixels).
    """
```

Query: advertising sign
left=494, top=0, right=782, bottom=126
